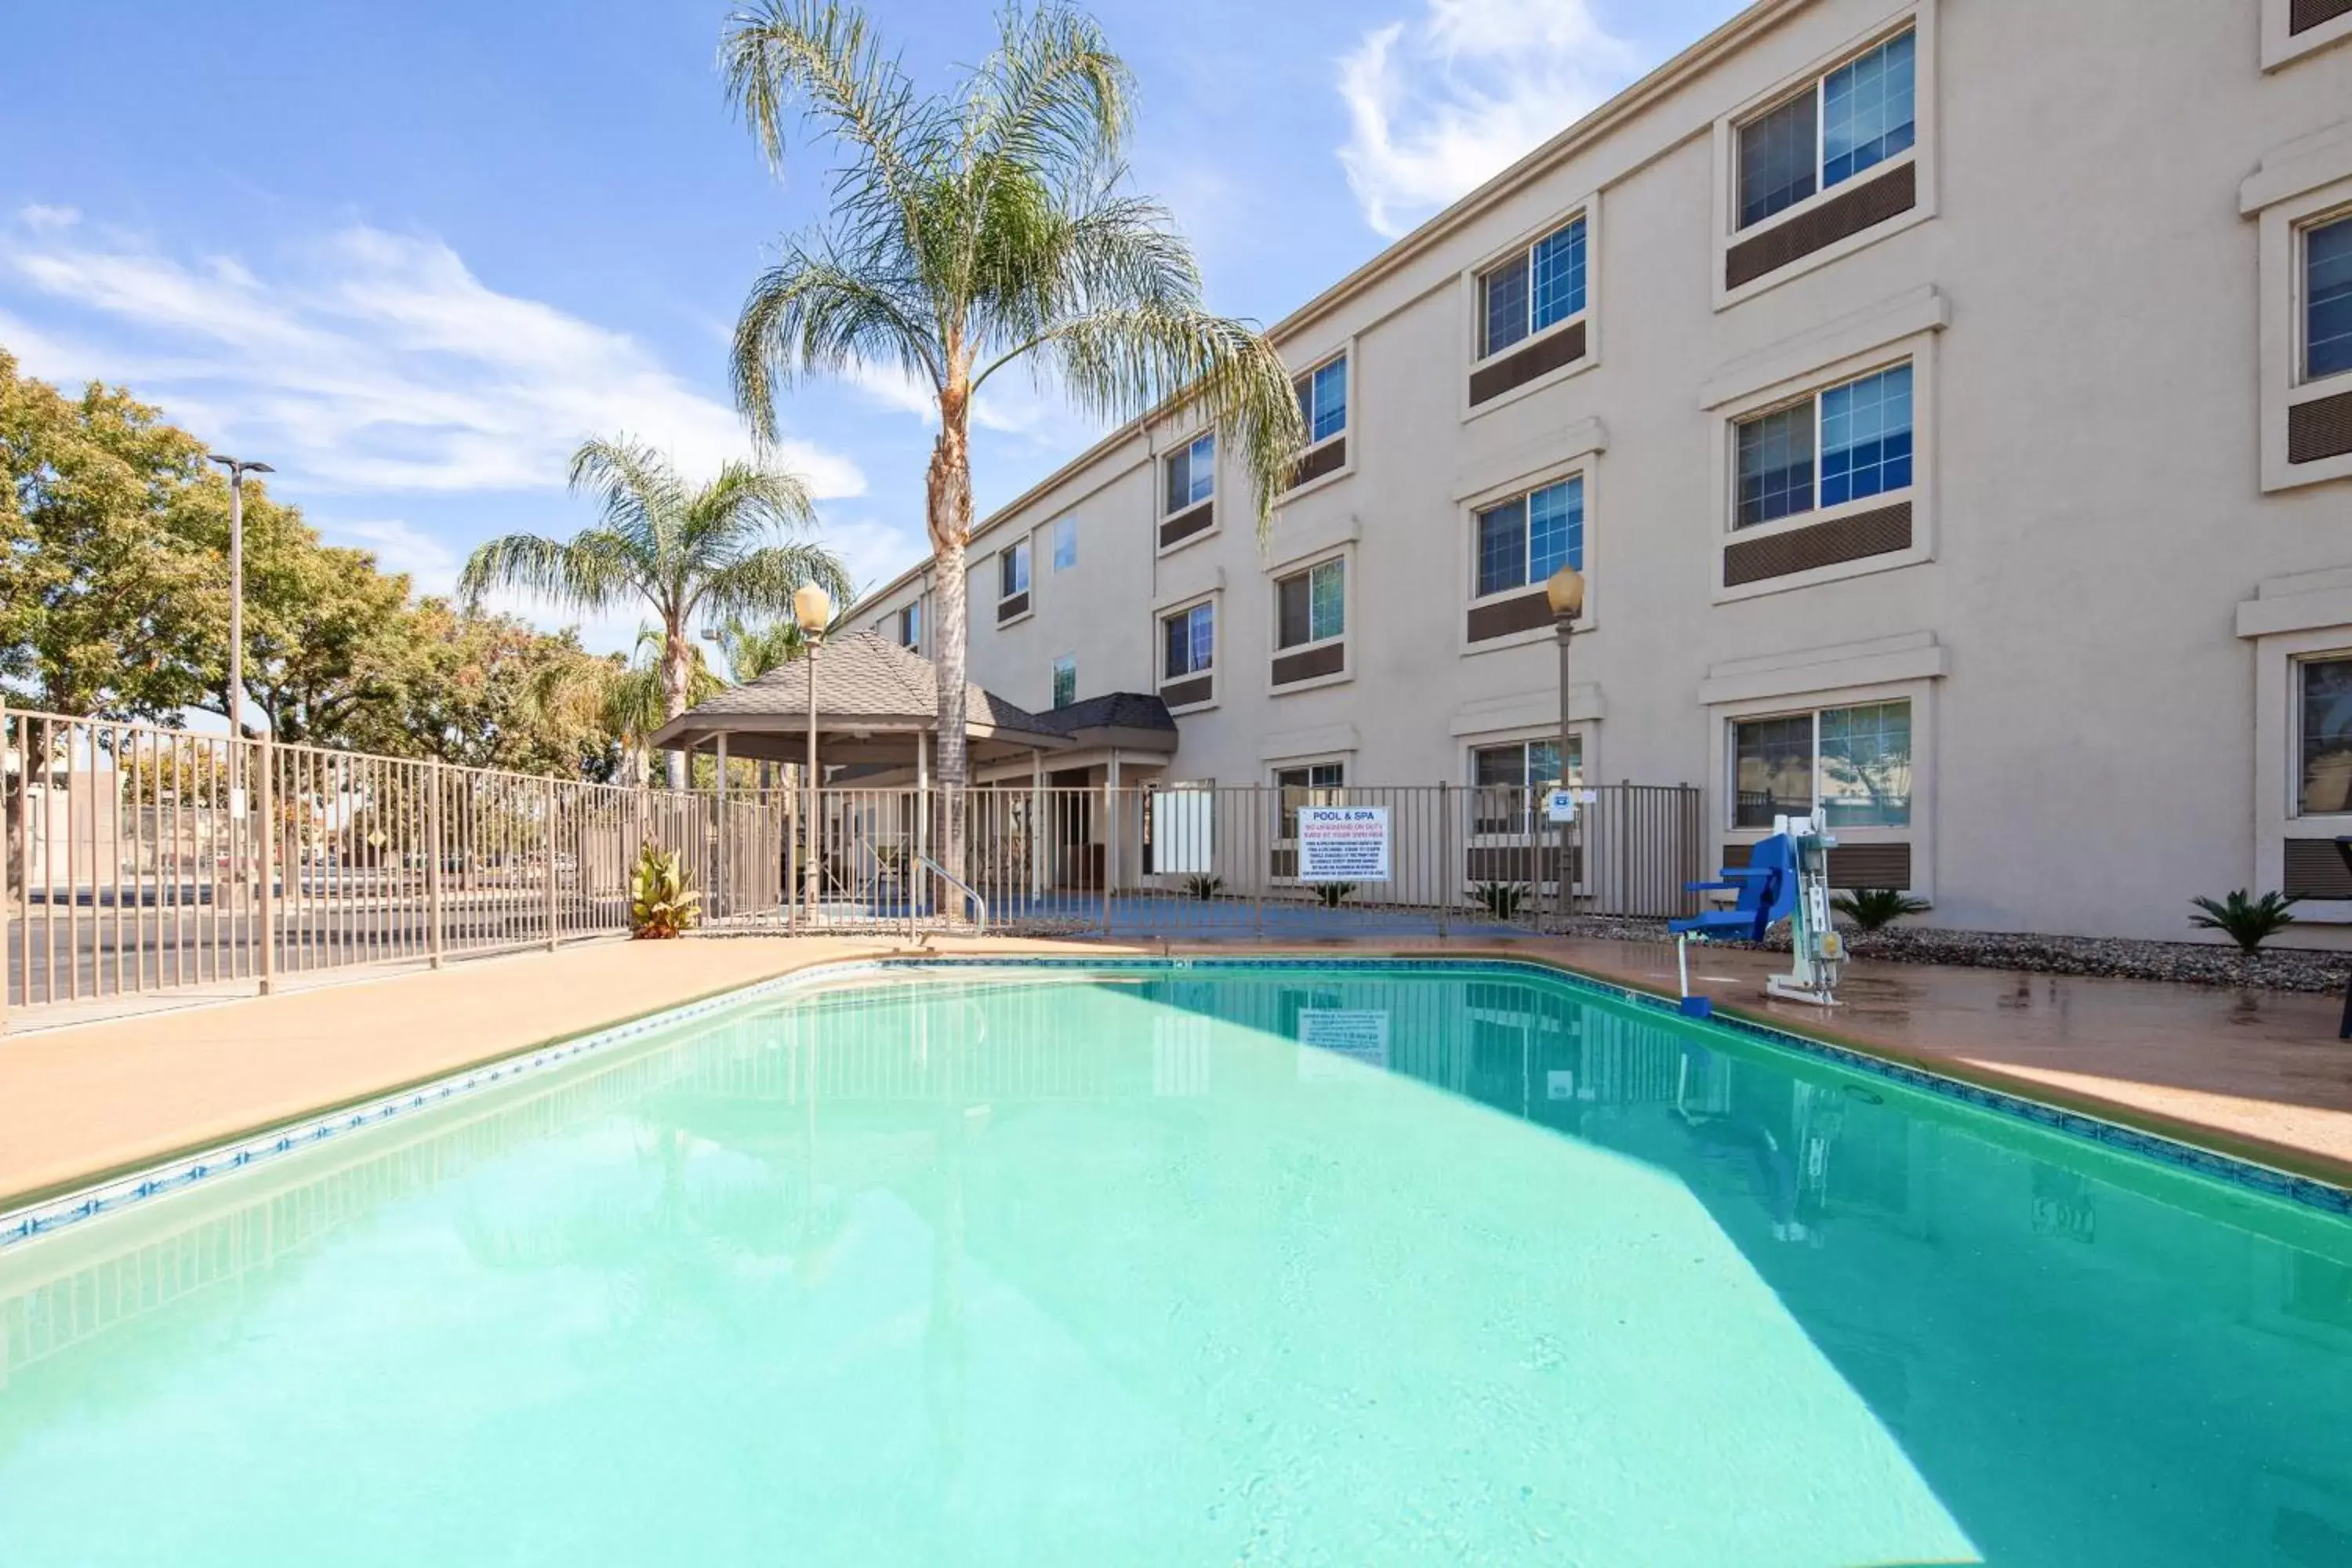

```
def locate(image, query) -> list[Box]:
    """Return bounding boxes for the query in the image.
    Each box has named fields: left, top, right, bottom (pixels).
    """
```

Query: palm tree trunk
left=928, top=392, right=975, bottom=884
left=662, top=624, right=691, bottom=793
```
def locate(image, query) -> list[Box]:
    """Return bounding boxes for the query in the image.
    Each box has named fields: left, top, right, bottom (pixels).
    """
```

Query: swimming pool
left=2, top=960, right=2347, bottom=1565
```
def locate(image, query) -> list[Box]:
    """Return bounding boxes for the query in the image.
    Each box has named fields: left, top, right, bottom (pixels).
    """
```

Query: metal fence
left=4, top=704, right=1702, bottom=1018
left=2, top=708, right=780, bottom=1014
left=788, top=782, right=1702, bottom=940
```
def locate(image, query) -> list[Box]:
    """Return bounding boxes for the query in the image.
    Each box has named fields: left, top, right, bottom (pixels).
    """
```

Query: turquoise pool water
left=2, top=962, right=2349, bottom=1565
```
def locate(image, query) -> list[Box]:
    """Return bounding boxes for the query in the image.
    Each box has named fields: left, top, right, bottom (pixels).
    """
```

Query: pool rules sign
left=1295, top=806, right=1392, bottom=883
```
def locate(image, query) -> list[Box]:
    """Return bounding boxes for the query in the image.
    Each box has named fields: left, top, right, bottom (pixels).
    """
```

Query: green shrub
left=1469, top=880, right=1529, bottom=920
left=2189, top=890, right=2298, bottom=953
left=1184, top=874, right=1225, bottom=901
left=1313, top=881, right=1357, bottom=908
left=628, top=843, right=701, bottom=938
left=1831, top=887, right=1930, bottom=932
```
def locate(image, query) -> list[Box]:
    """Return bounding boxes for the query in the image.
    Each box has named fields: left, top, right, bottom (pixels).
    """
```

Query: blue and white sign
left=1545, top=789, right=1577, bottom=823
left=1297, top=806, right=1391, bottom=881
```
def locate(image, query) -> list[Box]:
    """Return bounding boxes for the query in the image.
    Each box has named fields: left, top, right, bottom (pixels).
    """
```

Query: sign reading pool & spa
left=1295, top=806, right=1391, bottom=882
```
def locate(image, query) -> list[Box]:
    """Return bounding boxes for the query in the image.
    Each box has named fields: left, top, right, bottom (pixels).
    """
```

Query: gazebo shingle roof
left=650, top=630, right=1066, bottom=752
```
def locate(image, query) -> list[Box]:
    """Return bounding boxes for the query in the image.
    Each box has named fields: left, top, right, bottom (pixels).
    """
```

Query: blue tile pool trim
left=7, top=953, right=2346, bottom=1251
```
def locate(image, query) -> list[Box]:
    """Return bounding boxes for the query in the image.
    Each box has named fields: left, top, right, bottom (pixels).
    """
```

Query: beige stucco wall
left=846, top=0, right=2352, bottom=943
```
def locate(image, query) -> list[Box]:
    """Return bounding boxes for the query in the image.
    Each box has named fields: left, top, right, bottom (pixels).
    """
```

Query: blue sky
left=0, top=0, right=1743, bottom=652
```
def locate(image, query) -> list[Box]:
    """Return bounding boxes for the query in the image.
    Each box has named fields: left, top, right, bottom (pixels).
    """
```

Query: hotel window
left=1478, top=217, right=1587, bottom=358
left=1051, top=654, right=1076, bottom=710
left=1470, top=739, right=1583, bottom=833
left=1733, top=700, right=1912, bottom=829
left=2308, top=215, right=2352, bottom=383
left=2299, top=657, right=2352, bottom=815
left=999, top=538, right=1031, bottom=600
left=1276, top=557, right=1345, bottom=649
left=1737, top=30, right=1915, bottom=231
left=1163, top=601, right=1214, bottom=680
left=1052, top=515, right=1077, bottom=571
left=1274, top=761, right=1345, bottom=838
left=1295, top=354, right=1348, bottom=444
left=1475, top=477, right=1584, bottom=599
left=1735, top=362, right=1912, bottom=528
left=1165, top=433, right=1214, bottom=514
left=895, top=601, right=921, bottom=654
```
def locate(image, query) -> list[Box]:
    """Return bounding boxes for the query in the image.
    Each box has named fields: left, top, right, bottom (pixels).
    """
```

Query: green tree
left=721, top=0, right=1306, bottom=876
left=458, top=435, right=851, bottom=788
left=357, top=599, right=624, bottom=776
left=0, top=348, right=216, bottom=720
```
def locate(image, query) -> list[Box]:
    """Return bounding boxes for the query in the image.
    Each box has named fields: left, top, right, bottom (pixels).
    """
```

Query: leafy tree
left=722, top=0, right=1306, bottom=876
left=458, top=435, right=851, bottom=788
left=0, top=348, right=216, bottom=720
left=355, top=599, right=623, bottom=777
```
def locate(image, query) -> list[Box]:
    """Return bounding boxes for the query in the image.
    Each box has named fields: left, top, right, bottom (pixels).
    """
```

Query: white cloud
left=18, top=204, right=80, bottom=234
left=319, top=517, right=463, bottom=594
left=1336, top=0, right=1644, bottom=238
left=0, top=220, right=865, bottom=503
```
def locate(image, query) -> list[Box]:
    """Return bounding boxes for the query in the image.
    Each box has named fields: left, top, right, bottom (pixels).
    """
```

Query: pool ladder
left=909, top=855, right=988, bottom=941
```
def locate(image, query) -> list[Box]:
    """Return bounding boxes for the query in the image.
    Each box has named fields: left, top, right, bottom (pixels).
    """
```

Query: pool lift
left=1668, top=811, right=1846, bottom=1015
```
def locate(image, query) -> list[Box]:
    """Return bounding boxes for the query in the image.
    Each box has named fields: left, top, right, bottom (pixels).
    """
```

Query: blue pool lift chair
left=1668, top=835, right=1798, bottom=1013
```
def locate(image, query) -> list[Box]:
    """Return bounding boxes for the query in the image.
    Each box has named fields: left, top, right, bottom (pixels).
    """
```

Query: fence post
left=426, top=761, right=445, bottom=967
left=1, top=695, right=9, bottom=1032
left=544, top=774, right=560, bottom=952
left=256, top=731, right=276, bottom=996
left=1102, top=774, right=1116, bottom=937
left=1437, top=782, right=1450, bottom=939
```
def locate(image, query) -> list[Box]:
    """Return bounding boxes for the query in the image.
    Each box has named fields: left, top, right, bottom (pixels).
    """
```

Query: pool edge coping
left=6, top=946, right=2348, bottom=1251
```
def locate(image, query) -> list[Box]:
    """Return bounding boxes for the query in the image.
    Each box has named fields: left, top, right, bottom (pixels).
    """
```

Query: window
left=1163, top=601, right=1214, bottom=680
left=999, top=539, right=1031, bottom=600
left=1733, top=700, right=1912, bottom=829
left=2309, top=215, right=2352, bottom=383
left=1052, top=515, right=1077, bottom=572
left=2300, top=657, right=2352, bottom=815
left=1165, top=433, right=1214, bottom=514
left=1051, top=655, right=1076, bottom=710
left=895, top=601, right=921, bottom=653
left=1738, top=31, right=1915, bottom=231
left=1475, top=477, right=1584, bottom=599
left=1276, top=558, right=1345, bottom=648
left=1295, top=355, right=1348, bottom=444
left=1470, top=739, right=1584, bottom=833
left=1479, top=218, right=1587, bottom=358
left=1275, top=761, right=1345, bottom=838
left=1735, top=362, right=1913, bottom=528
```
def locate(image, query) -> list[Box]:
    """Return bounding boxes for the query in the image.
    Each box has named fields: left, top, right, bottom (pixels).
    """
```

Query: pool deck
left=3, top=932, right=2350, bottom=1210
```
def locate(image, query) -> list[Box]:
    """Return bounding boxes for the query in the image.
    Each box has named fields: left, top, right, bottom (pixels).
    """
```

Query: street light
left=792, top=583, right=833, bottom=923
left=1545, top=564, right=1585, bottom=931
left=205, top=455, right=274, bottom=739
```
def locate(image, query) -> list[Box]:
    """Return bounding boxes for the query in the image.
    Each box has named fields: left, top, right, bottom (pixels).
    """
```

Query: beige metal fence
left=5, top=704, right=1702, bottom=1018
left=2, top=708, right=781, bottom=1015
left=786, top=782, right=1702, bottom=940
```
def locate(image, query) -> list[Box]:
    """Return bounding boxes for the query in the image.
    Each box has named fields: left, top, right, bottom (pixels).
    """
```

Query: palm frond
left=731, top=241, right=943, bottom=439
left=696, top=544, right=857, bottom=625
left=1022, top=302, right=1305, bottom=539
left=456, top=530, right=637, bottom=616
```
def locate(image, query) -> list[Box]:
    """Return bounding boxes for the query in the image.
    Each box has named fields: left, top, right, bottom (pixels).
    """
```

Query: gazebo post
left=1104, top=749, right=1120, bottom=935
left=714, top=731, right=728, bottom=925
left=916, top=729, right=931, bottom=921
left=1030, top=749, right=1045, bottom=904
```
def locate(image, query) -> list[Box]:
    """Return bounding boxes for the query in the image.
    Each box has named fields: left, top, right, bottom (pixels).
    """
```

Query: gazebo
left=649, top=630, right=1178, bottom=916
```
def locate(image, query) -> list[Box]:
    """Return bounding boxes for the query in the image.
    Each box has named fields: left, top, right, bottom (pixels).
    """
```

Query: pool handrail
left=909, top=854, right=988, bottom=938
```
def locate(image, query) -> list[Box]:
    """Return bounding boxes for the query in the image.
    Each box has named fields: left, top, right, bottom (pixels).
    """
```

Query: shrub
left=1832, top=887, right=1930, bottom=932
left=1184, top=874, right=1225, bottom=901
left=2188, top=890, right=2298, bottom=953
left=628, top=843, right=702, bottom=938
left=1469, top=880, right=1529, bottom=920
left=1313, top=881, right=1357, bottom=908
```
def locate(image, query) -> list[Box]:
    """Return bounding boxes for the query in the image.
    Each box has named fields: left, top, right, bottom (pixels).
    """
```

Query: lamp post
left=792, top=583, right=833, bottom=924
left=205, top=455, right=274, bottom=740
left=1545, top=564, right=1585, bottom=932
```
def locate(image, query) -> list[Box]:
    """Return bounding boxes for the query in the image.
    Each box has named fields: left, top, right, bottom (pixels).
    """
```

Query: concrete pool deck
left=3, top=932, right=2350, bottom=1210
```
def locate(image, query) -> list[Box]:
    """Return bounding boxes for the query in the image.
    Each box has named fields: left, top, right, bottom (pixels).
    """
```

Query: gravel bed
left=1551, top=915, right=2351, bottom=996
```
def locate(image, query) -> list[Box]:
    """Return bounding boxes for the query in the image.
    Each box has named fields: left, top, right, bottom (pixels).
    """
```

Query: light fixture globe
left=1544, top=564, right=1585, bottom=620
left=792, top=581, right=834, bottom=634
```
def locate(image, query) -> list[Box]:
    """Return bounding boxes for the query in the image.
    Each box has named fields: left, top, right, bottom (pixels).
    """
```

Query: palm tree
left=459, top=435, right=852, bottom=788
left=721, top=0, right=1307, bottom=875
left=524, top=630, right=725, bottom=787
left=710, top=614, right=815, bottom=684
